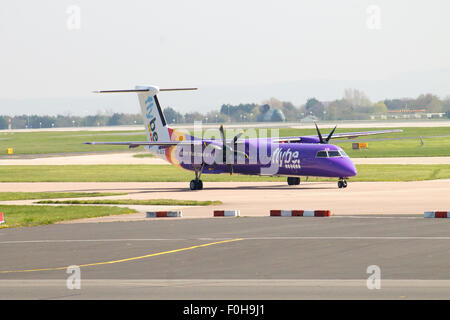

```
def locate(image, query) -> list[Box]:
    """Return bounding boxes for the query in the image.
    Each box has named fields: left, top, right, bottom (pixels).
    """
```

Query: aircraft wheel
left=287, top=177, right=300, bottom=186
left=342, top=180, right=347, bottom=188
left=190, top=180, right=203, bottom=190
left=338, top=180, right=343, bottom=188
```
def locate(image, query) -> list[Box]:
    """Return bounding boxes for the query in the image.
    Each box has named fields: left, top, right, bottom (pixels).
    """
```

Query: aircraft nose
left=343, top=160, right=357, bottom=177
left=327, top=158, right=357, bottom=177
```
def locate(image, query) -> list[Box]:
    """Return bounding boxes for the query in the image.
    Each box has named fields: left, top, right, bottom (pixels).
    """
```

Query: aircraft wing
left=273, top=129, right=403, bottom=143
left=328, top=129, right=403, bottom=139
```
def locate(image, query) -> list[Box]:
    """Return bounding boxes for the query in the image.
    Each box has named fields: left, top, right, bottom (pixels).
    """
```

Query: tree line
left=1, top=90, right=449, bottom=129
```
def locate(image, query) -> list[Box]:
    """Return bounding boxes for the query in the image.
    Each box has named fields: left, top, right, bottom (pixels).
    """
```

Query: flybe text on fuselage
left=272, top=147, right=301, bottom=169
left=145, top=96, right=158, bottom=141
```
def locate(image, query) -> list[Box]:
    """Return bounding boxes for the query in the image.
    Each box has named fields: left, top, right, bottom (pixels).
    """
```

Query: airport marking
left=2, top=237, right=450, bottom=274
left=0, top=238, right=243, bottom=274
left=3, top=235, right=450, bottom=245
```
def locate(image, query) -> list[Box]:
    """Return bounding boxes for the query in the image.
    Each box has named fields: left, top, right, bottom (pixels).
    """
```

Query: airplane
left=86, top=85, right=402, bottom=190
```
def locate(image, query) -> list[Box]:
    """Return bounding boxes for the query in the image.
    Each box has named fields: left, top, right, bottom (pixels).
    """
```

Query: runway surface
left=2, top=216, right=450, bottom=299
left=1, top=180, right=450, bottom=299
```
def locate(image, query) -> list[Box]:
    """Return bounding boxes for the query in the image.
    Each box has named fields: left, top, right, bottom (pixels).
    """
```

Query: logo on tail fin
left=145, top=96, right=159, bottom=141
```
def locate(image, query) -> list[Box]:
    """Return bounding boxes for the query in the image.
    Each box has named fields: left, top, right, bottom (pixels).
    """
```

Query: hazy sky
left=1, top=0, right=449, bottom=114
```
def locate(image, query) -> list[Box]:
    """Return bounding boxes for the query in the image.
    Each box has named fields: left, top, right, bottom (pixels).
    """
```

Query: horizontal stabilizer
left=85, top=140, right=205, bottom=147
left=93, top=88, right=197, bottom=93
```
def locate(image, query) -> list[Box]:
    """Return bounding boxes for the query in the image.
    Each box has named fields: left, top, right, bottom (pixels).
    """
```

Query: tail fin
left=94, top=86, right=197, bottom=145
left=135, top=85, right=170, bottom=143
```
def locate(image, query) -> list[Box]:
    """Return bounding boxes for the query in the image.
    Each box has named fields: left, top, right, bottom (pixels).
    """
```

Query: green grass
left=0, top=205, right=137, bottom=228
left=132, top=153, right=155, bottom=158
left=0, top=164, right=449, bottom=182
left=0, top=192, right=126, bottom=201
left=37, top=199, right=222, bottom=206
left=350, top=164, right=450, bottom=181
left=2, top=126, right=450, bottom=157
left=0, top=130, right=146, bottom=155
left=336, top=136, right=450, bottom=158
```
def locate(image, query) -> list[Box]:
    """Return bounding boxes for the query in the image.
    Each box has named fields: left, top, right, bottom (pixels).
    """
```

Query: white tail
left=135, top=85, right=171, bottom=144
left=93, top=85, right=197, bottom=155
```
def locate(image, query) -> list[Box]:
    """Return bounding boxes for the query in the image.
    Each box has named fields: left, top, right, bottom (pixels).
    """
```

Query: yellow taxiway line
left=0, top=238, right=243, bottom=274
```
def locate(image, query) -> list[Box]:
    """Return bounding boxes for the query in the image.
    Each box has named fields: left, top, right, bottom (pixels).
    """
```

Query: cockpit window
left=316, top=151, right=328, bottom=158
left=328, top=151, right=341, bottom=157
left=316, top=150, right=347, bottom=158
left=339, top=150, right=349, bottom=157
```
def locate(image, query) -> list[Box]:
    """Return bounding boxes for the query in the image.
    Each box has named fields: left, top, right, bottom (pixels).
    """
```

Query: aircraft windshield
left=339, top=150, right=349, bottom=157
left=328, top=151, right=341, bottom=157
left=315, top=150, right=348, bottom=158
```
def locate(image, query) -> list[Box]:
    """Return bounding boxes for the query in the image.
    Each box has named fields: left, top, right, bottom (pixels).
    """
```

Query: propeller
left=218, top=125, right=247, bottom=174
left=314, top=122, right=337, bottom=144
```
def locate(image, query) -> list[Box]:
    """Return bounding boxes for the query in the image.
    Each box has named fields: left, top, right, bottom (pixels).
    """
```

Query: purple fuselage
left=174, top=138, right=357, bottom=179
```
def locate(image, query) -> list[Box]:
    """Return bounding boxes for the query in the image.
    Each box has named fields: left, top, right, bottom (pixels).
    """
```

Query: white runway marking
left=2, top=236, right=450, bottom=245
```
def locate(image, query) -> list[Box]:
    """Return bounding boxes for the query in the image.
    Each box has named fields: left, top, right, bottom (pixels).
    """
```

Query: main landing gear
left=287, top=177, right=300, bottom=186
left=338, top=179, right=348, bottom=189
left=190, top=166, right=204, bottom=190
left=190, top=179, right=203, bottom=190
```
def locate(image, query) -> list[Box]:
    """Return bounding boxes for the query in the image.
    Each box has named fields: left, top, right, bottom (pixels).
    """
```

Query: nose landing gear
left=338, top=179, right=348, bottom=188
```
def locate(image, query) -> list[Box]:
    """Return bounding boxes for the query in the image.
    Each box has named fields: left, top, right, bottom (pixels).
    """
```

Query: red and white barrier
left=214, top=210, right=240, bottom=217
left=146, top=211, right=182, bottom=218
left=0, top=212, right=4, bottom=224
left=270, top=210, right=331, bottom=217
left=424, top=211, right=450, bottom=218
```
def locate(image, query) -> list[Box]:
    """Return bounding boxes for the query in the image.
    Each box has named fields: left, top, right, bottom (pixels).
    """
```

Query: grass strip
left=132, top=153, right=155, bottom=158
left=36, top=199, right=222, bottom=206
left=0, top=205, right=137, bottom=228
left=0, top=164, right=449, bottom=182
left=0, top=192, right=126, bottom=201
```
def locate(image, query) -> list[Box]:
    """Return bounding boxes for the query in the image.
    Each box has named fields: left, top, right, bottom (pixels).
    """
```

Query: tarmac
left=2, top=216, right=450, bottom=299
left=1, top=175, right=450, bottom=299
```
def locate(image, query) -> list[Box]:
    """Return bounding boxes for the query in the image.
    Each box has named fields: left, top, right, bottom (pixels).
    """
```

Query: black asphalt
left=1, top=216, right=450, bottom=298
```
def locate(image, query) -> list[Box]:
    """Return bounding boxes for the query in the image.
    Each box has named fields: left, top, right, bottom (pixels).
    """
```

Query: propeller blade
left=233, top=131, right=244, bottom=158
left=219, top=125, right=225, bottom=162
left=314, top=122, right=324, bottom=144
left=325, top=125, right=337, bottom=143
left=218, top=126, right=247, bottom=173
left=233, top=132, right=243, bottom=144
left=219, top=124, right=225, bottom=142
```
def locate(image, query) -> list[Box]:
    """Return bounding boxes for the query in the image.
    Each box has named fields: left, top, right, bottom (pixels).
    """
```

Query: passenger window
left=328, top=151, right=341, bottom=157
left=316, top=151, right=328, bottom=158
